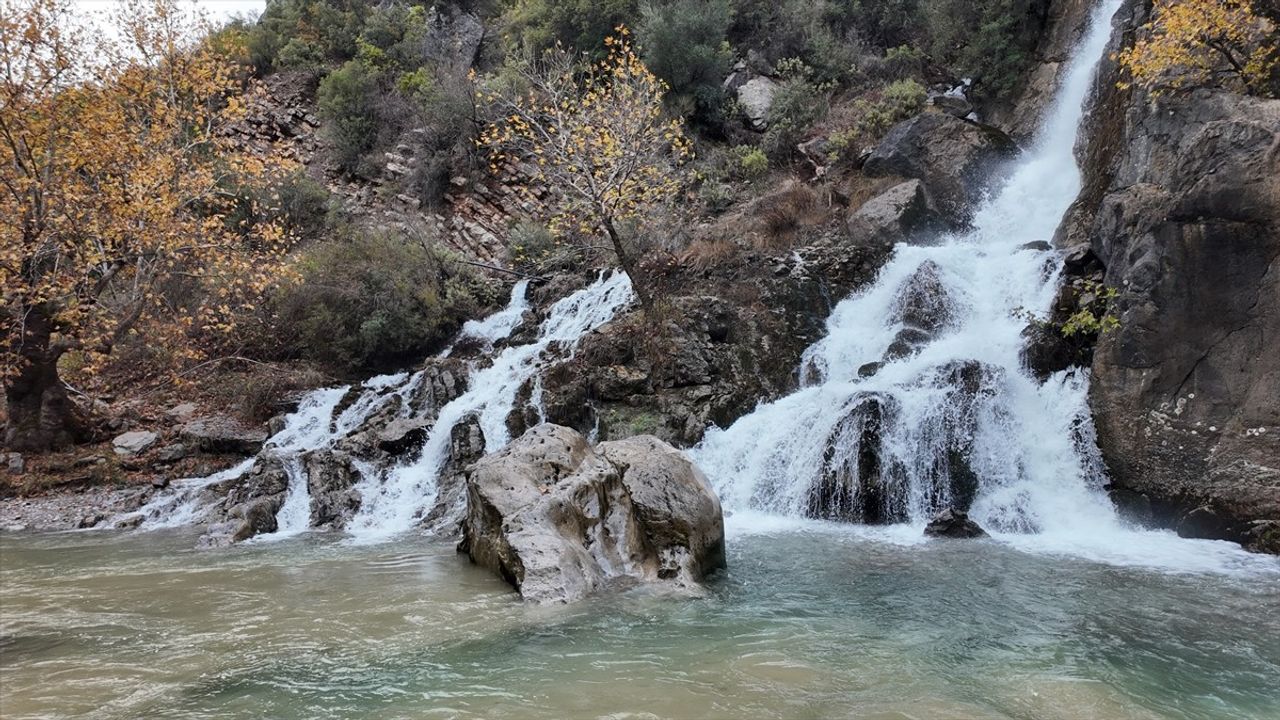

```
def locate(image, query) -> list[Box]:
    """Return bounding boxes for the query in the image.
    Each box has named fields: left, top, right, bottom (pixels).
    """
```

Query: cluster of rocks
left=220, top=71, right=322, bottom=162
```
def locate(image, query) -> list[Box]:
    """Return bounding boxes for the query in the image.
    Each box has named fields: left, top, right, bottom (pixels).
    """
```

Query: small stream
left=2, top=528, right=1278, bottom=720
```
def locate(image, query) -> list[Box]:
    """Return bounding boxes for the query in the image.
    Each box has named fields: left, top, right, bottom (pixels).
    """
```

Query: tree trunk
left=603, top=220, right=654, bottom=310
left=4, top=306, right=85, bottom=451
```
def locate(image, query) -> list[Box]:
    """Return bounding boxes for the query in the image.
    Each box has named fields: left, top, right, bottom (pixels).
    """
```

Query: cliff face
left=1069, top=2, right=1280, bottom=552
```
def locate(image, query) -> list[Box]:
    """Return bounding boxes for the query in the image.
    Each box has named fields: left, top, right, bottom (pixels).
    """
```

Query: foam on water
left=694, top=0, right=1279, bottom=577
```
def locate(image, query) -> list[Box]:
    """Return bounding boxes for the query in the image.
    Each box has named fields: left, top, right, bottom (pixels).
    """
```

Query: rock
left=165, top=402, right=198, bottom=422
left=810, top=394, right=893, bottom=523
left=1019, top=240, right=1052, bottom=252
left=150, top=476, right=170, bottom=489
left=376, top=417, right=432, bottom=455
left=862, top=113, right=1018, bottom=225
left=1068, top=88, right=1280, bottom=551
left=197, top=496, right=279, bottom=548
left=112, top=430, right=158, bottom=456
left=459, top=424, right=725, bottom=604
left=6, top=452, right=23, bottom=474
left=156, top=443, right=189, bottom=463
left=848, top=179, right=942, bottom=243
left=304, top=451, right=363, bottom=529
left=180, top=416, right=268, bottom=455
left=737, top=76, right=779, bottom=131
left=420, top=5, right=484, bottom=74
left=114, top=515, right=144, bottom=530
left=924, top=508, right=988, bottom=538
left=930, top=92, right=973, bottom=118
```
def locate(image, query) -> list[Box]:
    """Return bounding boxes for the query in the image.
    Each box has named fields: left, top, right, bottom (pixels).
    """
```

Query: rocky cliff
left=1066, top=1, right=1280, bottom=552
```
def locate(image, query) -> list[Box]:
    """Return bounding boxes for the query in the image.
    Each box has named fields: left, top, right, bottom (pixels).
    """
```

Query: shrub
left=317, top=59, right=381, bottom=173
left=731, top=145, right=769, bottom=178
left=922, top=0, right=1045, bottom=100
left=504, top=0, right=639, bottom=54
left=637, top=0, right=732, bottom=121
left=245, top=0, right=369, bottom=73
left=763, top=65, right=829, bottom=159
left=882, top=77, right=927, bottom=116
left=271, top=232, right=496, bottom=373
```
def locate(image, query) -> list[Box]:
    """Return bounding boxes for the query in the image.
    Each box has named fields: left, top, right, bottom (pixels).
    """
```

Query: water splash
left=694, top=0, right=1276, bottom=575
left=345, top=271, right=634, bottom=542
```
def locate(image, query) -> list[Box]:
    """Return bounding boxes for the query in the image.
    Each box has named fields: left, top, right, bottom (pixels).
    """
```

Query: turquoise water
left=2, top=527, right=1278, bottom=719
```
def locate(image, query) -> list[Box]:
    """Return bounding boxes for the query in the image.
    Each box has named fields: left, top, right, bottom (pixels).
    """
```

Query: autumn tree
left=1116, top=0, right=1279, bottom=96
left=0, top=0, right=295, bottom=450
left=476, top=27, right=691, bottom=309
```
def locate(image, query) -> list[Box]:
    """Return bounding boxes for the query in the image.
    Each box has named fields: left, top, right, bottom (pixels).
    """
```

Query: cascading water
left=346, top=271, right=634, bottom=541
left=693, top=0, right=1272, bottom=573
left=129, top=274, right=633, bottom=541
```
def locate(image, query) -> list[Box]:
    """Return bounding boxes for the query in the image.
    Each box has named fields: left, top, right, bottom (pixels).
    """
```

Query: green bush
left=504, top=0, right=639, bottom=54
left=763, top=64, right=829, bottom=158
left=245, top=0, right=369, bottom=73
left=272, top=232, right=496, bottom=373
left=731, top=145, right=769, bottom=178
left=317, top=59, right=381, bottom=173
left=638, top=0, right=732, bottom=122
left=882, top=77, right=926, bottom=116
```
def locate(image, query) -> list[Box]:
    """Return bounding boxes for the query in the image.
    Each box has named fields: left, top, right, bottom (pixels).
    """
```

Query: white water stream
left=127, top=274, right=633, bottom=541
left=693, top=0, right=1275, bottom=575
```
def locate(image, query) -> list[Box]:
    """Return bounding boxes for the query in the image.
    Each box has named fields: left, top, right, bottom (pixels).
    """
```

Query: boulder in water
left=459, top=424, right=725, bottom=604
left=924, top=508, right=988, bottom=538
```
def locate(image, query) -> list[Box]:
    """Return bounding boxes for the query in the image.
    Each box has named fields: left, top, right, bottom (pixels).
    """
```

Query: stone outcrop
left=924, top=508, right=988, bottom=538
left=737, top=76, right=779, bottom=130
left=112, top=430, right=158, bottom=456
left=847, top=179, right=943, bottom=243
left=862, top=113, right=1018, bottom=226
left=459, top=424, right=725, bottom=604
left=180, top=416, right=268, bottom=455
left=1067, top=77, right=1280, bottom=552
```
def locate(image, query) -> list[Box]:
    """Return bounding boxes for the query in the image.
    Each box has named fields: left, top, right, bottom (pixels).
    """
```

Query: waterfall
left=129, top=274, right=633, bottom=540
left=345, top=271, right=634, bottom=541
left=688, top=0, right=1269, bottom=570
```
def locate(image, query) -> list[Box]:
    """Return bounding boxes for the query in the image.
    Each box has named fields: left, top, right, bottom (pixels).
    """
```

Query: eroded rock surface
left=459, top=424, right=725, bottom=603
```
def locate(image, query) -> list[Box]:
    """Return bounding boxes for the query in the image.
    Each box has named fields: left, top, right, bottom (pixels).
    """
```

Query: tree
left=1115, top=0, right=1279, bottom=96
left=476, top=27, right=691, bottom=308
left=0, top=0, right=295, bottom=450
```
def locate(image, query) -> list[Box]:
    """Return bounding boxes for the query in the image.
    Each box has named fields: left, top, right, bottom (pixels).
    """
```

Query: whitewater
left=693, top=0, right=1276, bottom=576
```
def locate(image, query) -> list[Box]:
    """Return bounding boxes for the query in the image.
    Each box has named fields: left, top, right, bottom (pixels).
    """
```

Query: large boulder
left=737, top=76, right=778, bottom=130
left=847, top=179, right=943, bottom=243
left=112, top=430, right=158, bottom=456
left=180, top=416, right=268, bottom=455
left=459, top=424, right=725, bottom=603
left=862, top=113, right=1018, bottom=225
left=1067, top=83, right=1280, bottom=552
left=924, top=508, right=988, bottom=538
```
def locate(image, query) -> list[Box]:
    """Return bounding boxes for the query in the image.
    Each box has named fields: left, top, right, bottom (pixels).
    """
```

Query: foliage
left=732, top=145, right=769, bottom=178
left=0, top=0, right=297, bottom=386
left=477, top=27, right=692, bottom=306
left=271, top=232, right=494, bottom=373
left=1061, top=282, right=1120, bottom=338
left=317, top=59, right=382, bottom=172
left=637, top=0, right=732, bottom=121
left=504, top=0, right=638, bottom=54
left=244, top=0, right=368, bottom=72
left=763, top=62, right=830, bottom=158
left=1115, top=0, right=1278, bottom=97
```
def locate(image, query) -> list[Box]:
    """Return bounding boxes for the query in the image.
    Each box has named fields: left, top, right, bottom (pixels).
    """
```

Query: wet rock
left=420, top=414, right=487, bottom=537
left=112, top=430, right=158, bottom=456
left=893, top=260, right=952, bottom=334
left=848, top=179, right=942, bottom=243
left=737, top=76, right=779, bottom=130
left=305, top=451, right=363, bottom=529
left=114, top=515, right=144, bottom=530
left=459, top=424, right=725, bottom=604
left=924, top=508, right=988, bottom=538
left=150, top=476, right=170, bottom=489
left=811, top=394, right=894, bottom=523
left=376, top=417, right=432, bottom=456
left=863, top=113, right=1018, bottom=225
left=180, top=416, right=268, bottom=455
left=1019, top=240, right=1052, bottom=252
left=198, top=496, right=279, bottom=548
left=1068, top=89, right=1280, bottom=550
